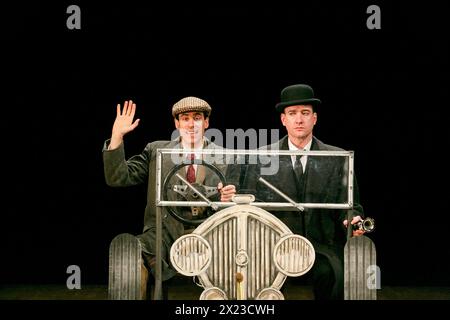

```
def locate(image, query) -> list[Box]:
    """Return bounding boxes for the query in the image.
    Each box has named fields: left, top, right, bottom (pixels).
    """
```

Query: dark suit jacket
left=238, top=135, right=364, bottom=298
left=103, top=138, right=224, bottom=280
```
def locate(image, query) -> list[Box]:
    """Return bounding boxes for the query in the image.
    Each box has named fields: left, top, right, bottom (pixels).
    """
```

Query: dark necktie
left=186, top=154, right=196, bottom=183
left=294, top=155, right=304, bottom=182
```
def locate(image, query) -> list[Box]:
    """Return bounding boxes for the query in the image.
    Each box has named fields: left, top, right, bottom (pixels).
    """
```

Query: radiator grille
left=204, top=216, right=281, bottom=299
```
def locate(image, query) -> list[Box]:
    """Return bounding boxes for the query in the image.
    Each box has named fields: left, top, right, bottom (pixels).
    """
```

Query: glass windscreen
left=156, top=148, right=354, bottom=212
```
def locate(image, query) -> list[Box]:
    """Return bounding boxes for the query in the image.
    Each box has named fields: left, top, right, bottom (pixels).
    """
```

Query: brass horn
left=354, top=217, right=375, bottom=233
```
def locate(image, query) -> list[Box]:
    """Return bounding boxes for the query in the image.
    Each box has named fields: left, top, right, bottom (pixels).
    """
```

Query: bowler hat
left=275, top=84, right=321, bottom=113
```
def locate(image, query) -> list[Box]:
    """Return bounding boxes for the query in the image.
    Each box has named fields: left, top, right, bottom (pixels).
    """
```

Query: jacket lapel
left=302, top=138, right=320, bottom=227
left=303, top=137, right=337, bottom=227
left=161, top=139, right=184, bottom=180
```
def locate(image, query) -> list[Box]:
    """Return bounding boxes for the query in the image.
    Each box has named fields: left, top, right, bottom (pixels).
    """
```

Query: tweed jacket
left=103, top=138, right=224, bottom=280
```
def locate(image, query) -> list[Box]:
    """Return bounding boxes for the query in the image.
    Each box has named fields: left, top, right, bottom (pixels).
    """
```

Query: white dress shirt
left=288, top=138, right=312, bottom=173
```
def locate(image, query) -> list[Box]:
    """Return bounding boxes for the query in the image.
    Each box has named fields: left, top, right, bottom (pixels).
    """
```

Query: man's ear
left=203, top=118, right=209, bottom=129
left=313, top=112, right=317, bottom=125
left=280, top=113, right=286, bottom=126
left=174, top=118, right=180, bottom=129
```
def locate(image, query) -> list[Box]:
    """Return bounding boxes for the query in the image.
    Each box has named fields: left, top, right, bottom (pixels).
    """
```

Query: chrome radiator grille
left=203, top=216, right=281, bottom=299
left=170, top=204, right=314, bottom=300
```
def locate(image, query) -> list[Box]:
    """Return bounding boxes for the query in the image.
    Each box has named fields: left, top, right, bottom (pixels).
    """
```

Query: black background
left=2, top=1, right=449, bottom=288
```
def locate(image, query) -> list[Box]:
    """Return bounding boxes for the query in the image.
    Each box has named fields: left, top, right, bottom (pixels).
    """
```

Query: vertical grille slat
left=249, top=219, right=255, bottom=298
left=218, top=224, right=223, bottom=289
left=255, top=220, right=260, bottom=293
left=232, top=218, right=237, bottom=299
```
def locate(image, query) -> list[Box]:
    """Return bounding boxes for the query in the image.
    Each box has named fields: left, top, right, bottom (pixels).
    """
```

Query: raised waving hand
left=109, top=100, right=140, bottom=150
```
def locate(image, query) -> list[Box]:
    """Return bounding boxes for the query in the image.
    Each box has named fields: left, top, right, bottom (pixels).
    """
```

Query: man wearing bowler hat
left=243, top=84, right=366, bottom=299
left=103, top=97, right=236, bottom=299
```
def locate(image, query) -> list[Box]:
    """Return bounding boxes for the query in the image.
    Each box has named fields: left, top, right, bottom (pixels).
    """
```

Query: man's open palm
left=112, top=100, right=140, bottom=137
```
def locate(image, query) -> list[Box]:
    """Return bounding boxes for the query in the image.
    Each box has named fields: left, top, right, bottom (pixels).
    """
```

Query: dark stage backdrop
left=3, top=1, right=449, bottom=287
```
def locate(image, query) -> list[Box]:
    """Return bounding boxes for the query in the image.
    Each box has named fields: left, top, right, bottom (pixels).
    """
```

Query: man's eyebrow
left=179, top=112, right=203, bottom=117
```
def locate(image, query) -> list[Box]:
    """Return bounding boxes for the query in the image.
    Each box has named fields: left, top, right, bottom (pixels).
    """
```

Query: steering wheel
left=162, top=160, right=227, bottom=226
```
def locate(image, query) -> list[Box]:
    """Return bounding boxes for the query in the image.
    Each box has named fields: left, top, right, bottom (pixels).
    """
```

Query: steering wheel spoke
left=203, top=186, right=219, bottom=198
left=172, top=184, right=188, bottom=197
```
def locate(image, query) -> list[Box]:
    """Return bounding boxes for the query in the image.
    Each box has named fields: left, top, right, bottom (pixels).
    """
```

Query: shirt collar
left=288, top=138, right=312, bottom=151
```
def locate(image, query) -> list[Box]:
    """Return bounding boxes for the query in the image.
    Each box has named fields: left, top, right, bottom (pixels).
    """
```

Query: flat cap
left=172, top=96, right=212, bottom=118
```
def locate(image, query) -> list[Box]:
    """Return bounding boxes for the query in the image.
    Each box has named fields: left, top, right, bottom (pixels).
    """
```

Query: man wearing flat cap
left=242, top=84, right=366, bottom=299
left=103, top=97, right=236, bottom=299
